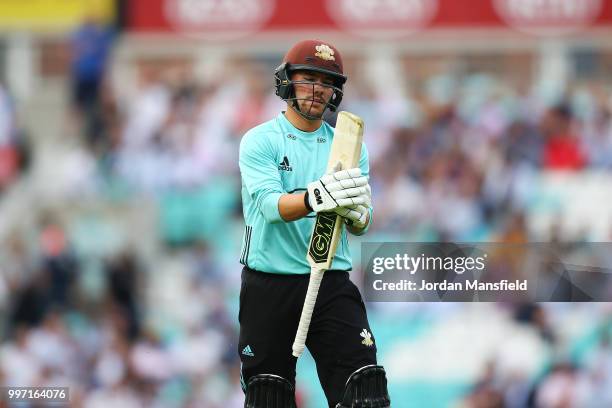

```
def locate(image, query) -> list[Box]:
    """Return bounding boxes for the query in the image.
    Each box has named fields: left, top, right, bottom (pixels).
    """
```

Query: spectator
left=541, top=104, right=587, bottom=171
left=0, top=83, right=29, bottom=192
left=39, top=218, right=78, bottom=310
left=107, top=250, right=141, bottom=341
left=70, top=14, right=115, bottom=146
left=535, top=362, right=579, bottom=408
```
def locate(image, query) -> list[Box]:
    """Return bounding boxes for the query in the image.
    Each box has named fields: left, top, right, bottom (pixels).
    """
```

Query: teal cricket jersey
left=238, top=112, right=370, bottom=275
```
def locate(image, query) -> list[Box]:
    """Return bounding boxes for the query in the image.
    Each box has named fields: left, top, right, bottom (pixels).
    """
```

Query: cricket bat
left=292, top=111, right=364, bottom=358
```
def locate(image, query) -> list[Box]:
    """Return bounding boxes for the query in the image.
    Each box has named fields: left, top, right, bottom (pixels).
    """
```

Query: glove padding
left=335, top=204, right=369, bottom=229
left=334, top=183, right=371, bottom=228
left=307, top=168, right=369, bottom=213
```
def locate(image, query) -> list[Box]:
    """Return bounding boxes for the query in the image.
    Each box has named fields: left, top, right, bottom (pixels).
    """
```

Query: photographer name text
left=372, top=279, right=528, bottom=291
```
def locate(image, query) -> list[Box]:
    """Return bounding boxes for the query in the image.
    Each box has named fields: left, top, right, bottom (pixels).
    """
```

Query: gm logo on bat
left=309, top=213, right=337, bottom=263
left=314, top=189, right=323, bottom=205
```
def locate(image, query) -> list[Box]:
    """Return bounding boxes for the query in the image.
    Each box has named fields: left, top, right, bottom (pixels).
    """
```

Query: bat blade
left=307, top=111, right=364, bottom=270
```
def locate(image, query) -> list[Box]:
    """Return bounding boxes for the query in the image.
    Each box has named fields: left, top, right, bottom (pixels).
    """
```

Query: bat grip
left=292, top=268, right=325, bottom=357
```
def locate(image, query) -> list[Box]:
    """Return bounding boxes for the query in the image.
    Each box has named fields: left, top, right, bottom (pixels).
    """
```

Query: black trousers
left=238, top=266, right=378, bottom=407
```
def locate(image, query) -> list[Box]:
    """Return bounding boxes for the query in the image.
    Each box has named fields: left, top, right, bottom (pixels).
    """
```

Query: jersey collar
left=278, top=112, right=324, bottom=138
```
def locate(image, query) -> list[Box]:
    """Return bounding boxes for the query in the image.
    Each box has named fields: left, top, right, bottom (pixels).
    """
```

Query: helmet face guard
left=275, top=62, right=345, bottom=120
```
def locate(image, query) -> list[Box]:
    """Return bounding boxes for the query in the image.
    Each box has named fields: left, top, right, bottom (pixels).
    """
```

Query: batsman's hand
left=334, top=182, right=371, bottom=227
left=306, top=168, right=369, bottom=213
left=335, top=204, right=369, bottom=228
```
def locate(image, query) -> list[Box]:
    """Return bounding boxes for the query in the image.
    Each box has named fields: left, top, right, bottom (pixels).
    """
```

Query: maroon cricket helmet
left=275, top=39, right=347, bottom=117
left=282, top=39, right=345, bottom=81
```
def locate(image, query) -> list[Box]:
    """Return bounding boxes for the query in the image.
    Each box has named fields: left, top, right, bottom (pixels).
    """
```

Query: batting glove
left=306, top=168, right=369, bottom=213
left=335, top=204, right=370, bottom=228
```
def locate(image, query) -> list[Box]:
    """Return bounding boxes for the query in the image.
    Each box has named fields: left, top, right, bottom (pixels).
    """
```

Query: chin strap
left=291, top=99, right=325, bottom=120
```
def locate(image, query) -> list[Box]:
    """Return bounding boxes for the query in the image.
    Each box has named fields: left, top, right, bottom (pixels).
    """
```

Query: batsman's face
left=291, top=71, right=336, bottom=117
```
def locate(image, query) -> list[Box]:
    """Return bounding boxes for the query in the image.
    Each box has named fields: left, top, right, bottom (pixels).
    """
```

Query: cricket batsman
left=238, top=39, right=390, bottom=407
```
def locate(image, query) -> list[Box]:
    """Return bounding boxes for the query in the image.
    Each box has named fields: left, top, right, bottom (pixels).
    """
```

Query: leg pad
left=336, top=365, right=391, bottom=407
left=245, top=374, right=297, bottom=408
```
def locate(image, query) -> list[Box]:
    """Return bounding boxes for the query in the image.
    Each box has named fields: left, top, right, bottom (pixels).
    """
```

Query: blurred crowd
left=461, top=304, right=612, bottom=408
left=0, top=219, right=244, bottom=407
left=2, top=19, right=612, bottom=407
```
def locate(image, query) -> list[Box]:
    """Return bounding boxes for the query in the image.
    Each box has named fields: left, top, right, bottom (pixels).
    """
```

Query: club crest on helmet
left=315, top=44, right=335, bottom=61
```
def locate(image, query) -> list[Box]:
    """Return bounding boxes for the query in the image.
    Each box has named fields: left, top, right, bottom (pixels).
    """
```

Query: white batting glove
left=306, top=168, right=369, bottom=213
left=335, top=204, right=370, bottom=228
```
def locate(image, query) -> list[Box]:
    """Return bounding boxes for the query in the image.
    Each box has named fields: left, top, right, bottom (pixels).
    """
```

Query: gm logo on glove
left=314, top=189, right=323, bottom=205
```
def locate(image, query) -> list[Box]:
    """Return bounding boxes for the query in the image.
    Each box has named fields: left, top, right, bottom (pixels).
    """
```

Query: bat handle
left=292, top=268, right=325, bottom=357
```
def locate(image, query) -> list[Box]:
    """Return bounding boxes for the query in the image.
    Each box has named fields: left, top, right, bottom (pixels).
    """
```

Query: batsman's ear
left=328, top=83, right=343, bottom=112
left=275, top=62, right=292, bottom=99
